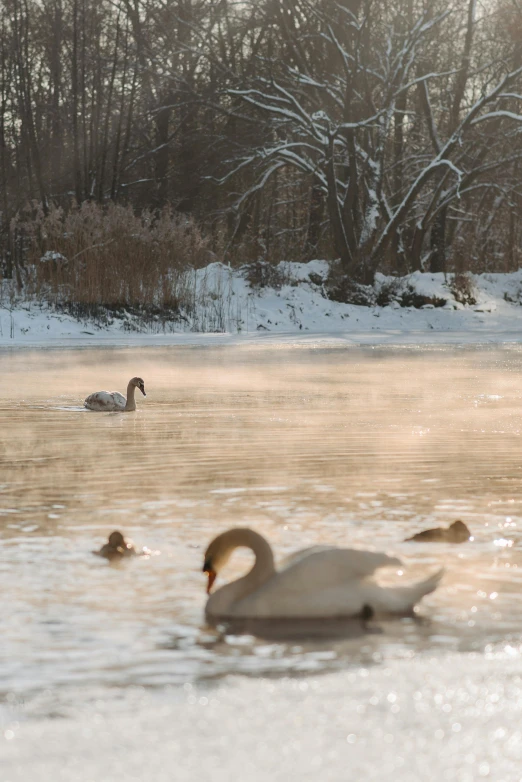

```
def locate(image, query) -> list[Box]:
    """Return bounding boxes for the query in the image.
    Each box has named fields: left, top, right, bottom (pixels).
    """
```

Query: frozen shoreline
left=2, top=329, right=522, bottom=351
left=2, top=263, right=522, bottom=348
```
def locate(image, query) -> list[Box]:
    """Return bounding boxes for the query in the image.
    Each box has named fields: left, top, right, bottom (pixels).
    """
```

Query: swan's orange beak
left=204, top=569, right=216, bottom=594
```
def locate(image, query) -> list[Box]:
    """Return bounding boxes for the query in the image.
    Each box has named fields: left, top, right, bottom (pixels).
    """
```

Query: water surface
left=2, top=343, right=522, bottom=759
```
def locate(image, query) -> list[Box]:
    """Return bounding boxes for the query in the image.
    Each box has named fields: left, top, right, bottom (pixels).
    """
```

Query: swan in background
left=405, top=519, right=471, bottom=543
left=84, top=377, right=146, bottom=411
left=202, top=528, right=443, bottom=624
left=93, top=530, right=137, bottom=561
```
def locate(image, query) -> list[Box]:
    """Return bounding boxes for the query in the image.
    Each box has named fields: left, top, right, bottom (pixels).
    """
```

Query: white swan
left=84, top=377, right=146, bottom=412
left=203, top=528, right=443, bottom=623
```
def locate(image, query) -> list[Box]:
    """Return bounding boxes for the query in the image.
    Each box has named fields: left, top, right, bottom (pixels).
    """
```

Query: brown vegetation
left=20, top=202, right=211, bottom=311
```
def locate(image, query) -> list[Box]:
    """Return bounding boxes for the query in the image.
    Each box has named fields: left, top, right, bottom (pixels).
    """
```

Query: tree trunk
left=304, top=182, right=324, bottom=259
left=154, top=100, right=171, bottom=207
left=429, top=210, right=446, bottom=273
left=325, top=136, right=355, bottom=274
left=409, top=225, right=426, bottom=271
left=71, top=0, right=82, bottom=202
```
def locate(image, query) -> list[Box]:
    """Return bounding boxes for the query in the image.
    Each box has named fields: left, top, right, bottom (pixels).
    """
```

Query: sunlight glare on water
left=2, top=343, right=522, bottom=780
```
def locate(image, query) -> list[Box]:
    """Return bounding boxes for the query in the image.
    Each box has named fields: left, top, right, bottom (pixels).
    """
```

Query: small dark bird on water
left=405, top=519, right=471, bottom=544
left=93, top=530, right=137, bottom=561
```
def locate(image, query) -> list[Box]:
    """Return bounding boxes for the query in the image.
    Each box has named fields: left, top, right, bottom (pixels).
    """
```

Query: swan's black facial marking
left=136, top=378, right=146, bottom=396
left=360, top=604, right=374, bottom=622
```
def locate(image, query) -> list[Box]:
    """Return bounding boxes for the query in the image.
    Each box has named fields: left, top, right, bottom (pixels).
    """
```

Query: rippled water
left=3, top=343, right=522, bottom=778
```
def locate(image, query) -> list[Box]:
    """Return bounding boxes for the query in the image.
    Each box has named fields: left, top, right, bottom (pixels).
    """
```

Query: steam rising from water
left=1, top=344, right=522, bottom=709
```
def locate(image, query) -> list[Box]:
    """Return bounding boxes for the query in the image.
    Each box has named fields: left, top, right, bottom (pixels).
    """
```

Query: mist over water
left=2, top=343, right=522, bottom=779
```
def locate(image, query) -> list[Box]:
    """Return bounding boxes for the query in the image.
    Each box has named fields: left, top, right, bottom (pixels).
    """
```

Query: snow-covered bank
left=2, top=262, right=522, bottom=347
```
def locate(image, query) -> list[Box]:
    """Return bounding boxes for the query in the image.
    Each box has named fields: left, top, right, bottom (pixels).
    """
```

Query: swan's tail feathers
left=417, top=567, right=445, bottom=596
left=379, top=568, right=445, bottom=614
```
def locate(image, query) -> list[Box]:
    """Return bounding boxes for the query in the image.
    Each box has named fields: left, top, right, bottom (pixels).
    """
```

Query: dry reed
left=19, top=201, right=211, bottom=313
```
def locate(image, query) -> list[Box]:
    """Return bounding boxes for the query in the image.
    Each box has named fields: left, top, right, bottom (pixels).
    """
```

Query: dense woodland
left=2, top=0, right=522, bottom=306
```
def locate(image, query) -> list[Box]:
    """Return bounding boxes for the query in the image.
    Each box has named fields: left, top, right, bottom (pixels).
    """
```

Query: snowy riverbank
left=2, top=262, right=522, bottom=347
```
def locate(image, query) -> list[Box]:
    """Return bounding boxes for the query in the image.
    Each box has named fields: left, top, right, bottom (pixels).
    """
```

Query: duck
left=202, top=528, right=443, bottom=625
left=93, top=530, right=137, bottom=561
left=84, top=377, right=146, bottom=412
left=405, top=519, right=471, bottom=543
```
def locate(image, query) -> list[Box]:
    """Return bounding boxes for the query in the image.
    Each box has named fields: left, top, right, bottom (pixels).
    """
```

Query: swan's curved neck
left=206, top=529, right=276, bottom=617
left=124, top=381, right=136, bottom=411
left=241, top=529, right=276, bottom=583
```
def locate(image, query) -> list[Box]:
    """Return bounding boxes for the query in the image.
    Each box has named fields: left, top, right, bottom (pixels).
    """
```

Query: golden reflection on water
left=2, top=344, right=522, bottom=693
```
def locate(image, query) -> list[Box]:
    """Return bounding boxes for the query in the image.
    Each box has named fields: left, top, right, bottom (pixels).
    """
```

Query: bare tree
left=216, top=0, right=522, bottom=280
left=2, top=0, right=522, bottom=282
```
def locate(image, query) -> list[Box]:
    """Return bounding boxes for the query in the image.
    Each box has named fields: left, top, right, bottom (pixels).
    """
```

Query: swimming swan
left=202, top=528, right=443, bottom=623
left=84, top=377, right=146, bottom=412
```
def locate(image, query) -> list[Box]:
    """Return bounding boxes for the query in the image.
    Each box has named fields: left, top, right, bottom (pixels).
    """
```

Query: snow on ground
left=2, top=262, right=522, bottom=347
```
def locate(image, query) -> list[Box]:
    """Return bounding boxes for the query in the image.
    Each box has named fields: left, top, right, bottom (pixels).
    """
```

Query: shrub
left=324, top=266, right=376, bottom=305
left=448, top=272, right=477, bottom=306
left=20, top=201, right=211, bottom=311
left=504, top=290, right=522, bottom=304
left=399, top=285, right=446, bottom=308
left=242, top=259, right=287, bottom=289
left=308, top=271, right=325, bottom=286
left=376, top=278, right=404, bottom=307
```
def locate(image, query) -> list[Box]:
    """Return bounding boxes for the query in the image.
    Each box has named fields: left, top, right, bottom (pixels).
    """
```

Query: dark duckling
left=93, top=530, right=137, bottom=561
left=405, top=519, right=471, bottom=544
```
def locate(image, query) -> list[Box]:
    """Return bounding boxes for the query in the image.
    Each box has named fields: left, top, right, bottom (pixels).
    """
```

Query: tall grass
left=18, top=202, right=212, bottom=314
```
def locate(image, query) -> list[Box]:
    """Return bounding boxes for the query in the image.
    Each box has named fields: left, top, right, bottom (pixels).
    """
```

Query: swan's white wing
left=241, top=566, right=442, bottom=619
left=279, top=545, right=334, bottom=568
left=231, top=547, right=403, bottom=619
left=84, top=391, right=125, bottom=411
left=279, top=546, right=402, bottom=581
